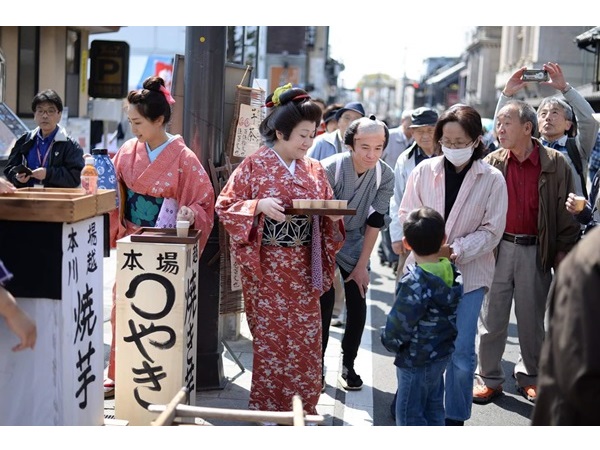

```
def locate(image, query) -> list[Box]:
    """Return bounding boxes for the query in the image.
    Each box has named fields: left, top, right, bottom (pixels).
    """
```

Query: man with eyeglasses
left=495, top=62, right=599, bottom=199
left=4, top=89, right=84, bottom=188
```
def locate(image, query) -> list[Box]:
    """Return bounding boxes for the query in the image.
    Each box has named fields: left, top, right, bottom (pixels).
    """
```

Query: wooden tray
left=0, top=187, right=116, bottom=223
left=284, top=208, right=356, bottom=215
left=130, top=227, right=201, bottom=244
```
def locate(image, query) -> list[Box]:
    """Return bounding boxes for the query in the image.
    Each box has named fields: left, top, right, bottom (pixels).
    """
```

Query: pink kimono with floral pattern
left=215, top=146, right=345, bottom=414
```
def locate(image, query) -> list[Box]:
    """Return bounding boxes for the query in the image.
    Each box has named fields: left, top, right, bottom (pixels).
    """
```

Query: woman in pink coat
left=398, top=105, right=508, bottom=425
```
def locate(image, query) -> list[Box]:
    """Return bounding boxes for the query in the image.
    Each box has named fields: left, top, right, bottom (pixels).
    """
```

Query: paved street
left=102, top=236, right=535, bottom=427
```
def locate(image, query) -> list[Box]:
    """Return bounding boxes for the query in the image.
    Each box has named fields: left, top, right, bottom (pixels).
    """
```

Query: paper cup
left=293, top=199, right=311, bottom=208
left=573, top=196, right=587, bottom=212
left=311, top=200, right=325, bottom=208
left=337, top=200, right=348, bottom=209
left=176, top=220, right=190, bottom=237
left=324, top=200, right=340, bottom=208
left=294, top=199, right=311, bottom=208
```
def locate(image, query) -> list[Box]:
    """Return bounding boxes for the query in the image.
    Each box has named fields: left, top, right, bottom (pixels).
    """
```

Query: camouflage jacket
left=380, top=262, right=463, bottom=368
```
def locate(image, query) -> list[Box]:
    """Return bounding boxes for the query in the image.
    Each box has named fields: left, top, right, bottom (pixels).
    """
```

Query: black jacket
left=4, top=125, right=84, bottom=188
left=532, top=226, right=600, bottom=425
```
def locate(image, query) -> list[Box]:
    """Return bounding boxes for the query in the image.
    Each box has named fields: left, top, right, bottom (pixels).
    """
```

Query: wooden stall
left=0, top=187, right=116, bottom=425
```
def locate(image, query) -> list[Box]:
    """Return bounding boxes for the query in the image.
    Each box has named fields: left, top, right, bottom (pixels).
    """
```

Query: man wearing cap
left=317, top=103, right=343, bottom=137
left=389, top=107, right=439, bottom=276
left=378, top=110, right=414, bottom=271
left=308, top=101, right=366, bottom=160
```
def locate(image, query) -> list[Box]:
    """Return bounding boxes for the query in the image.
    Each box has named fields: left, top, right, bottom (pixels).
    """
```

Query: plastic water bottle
left=91, top=148, right=118, bottom=207
left=81, top=156, right=98, bottom=195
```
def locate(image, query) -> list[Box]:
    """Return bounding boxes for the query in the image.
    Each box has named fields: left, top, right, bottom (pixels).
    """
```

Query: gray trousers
left=475, top=240, right=552, bottom=388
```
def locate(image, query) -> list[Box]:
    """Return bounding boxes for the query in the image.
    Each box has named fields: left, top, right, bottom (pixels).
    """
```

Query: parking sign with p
left=89, top=40, right=130, bottom=99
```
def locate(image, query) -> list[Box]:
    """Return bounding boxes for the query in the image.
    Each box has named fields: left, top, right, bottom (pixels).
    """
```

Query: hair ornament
left=265, top=83, right=311, bottom=109
left=159, top=85, right=176, bottom=105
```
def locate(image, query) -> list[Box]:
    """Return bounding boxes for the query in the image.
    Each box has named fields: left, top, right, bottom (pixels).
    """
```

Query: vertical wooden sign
left=114, top=237, right=199, bottom=426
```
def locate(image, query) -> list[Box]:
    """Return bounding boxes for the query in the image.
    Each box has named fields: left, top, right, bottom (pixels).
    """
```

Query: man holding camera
left=493, top=62, right=599, bottom=198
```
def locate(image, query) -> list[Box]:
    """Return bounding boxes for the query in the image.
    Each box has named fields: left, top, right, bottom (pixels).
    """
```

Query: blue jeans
left=395, top=356, right=449, bottom=426
left=444, top=287, right=485, bottom=422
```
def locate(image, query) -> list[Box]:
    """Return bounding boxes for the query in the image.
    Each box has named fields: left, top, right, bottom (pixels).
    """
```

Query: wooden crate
left=0, top=187, right=116, bottom=223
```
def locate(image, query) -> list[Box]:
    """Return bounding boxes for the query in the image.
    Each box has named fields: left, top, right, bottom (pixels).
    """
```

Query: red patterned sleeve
left=215, top=158, right=263, bottom=279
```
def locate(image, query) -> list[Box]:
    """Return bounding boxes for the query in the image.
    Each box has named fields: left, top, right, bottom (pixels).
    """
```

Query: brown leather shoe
left=516, top=384, right=537, bottom=403
left=472, top=384, right=503, bottom=404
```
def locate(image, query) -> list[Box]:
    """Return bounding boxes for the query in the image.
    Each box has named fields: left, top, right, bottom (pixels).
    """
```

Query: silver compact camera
left=521, top=69, right=549, bottom=82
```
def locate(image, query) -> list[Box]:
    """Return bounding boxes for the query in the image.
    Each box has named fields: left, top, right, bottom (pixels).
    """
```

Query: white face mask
left=441, top=145, right=474, bottom=167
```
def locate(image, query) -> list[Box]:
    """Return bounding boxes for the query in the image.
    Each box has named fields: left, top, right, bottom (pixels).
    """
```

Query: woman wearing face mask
left=398, top=104, right=508, bottom=425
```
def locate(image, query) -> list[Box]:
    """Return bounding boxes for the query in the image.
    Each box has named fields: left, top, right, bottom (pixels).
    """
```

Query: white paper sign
left=232, top=103, right=262, bottom=157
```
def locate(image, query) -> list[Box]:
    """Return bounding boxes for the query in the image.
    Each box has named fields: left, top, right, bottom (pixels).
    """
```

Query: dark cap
left=335, top=102, right=366, bottom=121
left=409, top=107, right=438, bottom=127
left=323, top=108, right=340, bottom=123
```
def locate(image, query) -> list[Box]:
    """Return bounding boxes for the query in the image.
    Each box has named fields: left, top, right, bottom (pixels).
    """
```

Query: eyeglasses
left=35, top=108, right=59, bottom=116
left=438, top=139, right=473, bottom=149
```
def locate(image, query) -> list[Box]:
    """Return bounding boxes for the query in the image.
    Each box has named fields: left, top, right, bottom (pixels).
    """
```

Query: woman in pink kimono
left=215, top=85, right=345, bottom=416
left=103, top=76, right=215, bottom=398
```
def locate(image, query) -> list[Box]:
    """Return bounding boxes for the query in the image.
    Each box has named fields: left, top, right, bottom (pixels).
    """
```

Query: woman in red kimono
left=215, top=84, right=345, bottom=416
left=103, top=76, right=215, bottom=398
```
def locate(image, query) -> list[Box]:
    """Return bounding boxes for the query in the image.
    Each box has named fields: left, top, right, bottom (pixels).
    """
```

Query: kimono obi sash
left=261, top=215, right=312, bottom=247
left=124, top=187, right=164, bottom=227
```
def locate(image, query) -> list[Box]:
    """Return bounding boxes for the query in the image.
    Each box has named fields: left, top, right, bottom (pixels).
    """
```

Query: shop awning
left=425, top=62, right=466, bottom=86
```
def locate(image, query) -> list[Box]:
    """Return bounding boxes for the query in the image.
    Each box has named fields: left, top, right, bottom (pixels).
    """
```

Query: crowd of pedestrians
left=2, top=61, right=600, bottom=427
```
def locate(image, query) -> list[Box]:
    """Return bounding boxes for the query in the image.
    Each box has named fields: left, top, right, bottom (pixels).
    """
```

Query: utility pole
left=183, top=26, right=226, bottom=390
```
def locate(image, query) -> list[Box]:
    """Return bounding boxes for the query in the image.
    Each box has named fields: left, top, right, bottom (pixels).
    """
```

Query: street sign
left=89, top=40, right=130, bottom=99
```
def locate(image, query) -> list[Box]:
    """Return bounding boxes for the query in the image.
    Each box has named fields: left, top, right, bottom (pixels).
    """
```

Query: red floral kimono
left=106, top=136, right=215, bottom=381
left=215, top=146, right=344, bottom=414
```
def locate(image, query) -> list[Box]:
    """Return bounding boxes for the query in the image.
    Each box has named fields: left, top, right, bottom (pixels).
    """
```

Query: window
left=65, top=29, right=81, bottom=116
left=17, top=27, right=39, bottom=116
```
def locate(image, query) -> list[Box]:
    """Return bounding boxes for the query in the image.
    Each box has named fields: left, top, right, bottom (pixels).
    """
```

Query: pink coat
left=399, top=156, right=508, bottom=293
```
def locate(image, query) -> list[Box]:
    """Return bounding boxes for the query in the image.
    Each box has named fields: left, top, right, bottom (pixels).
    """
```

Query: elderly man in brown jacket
left=473, top=99, right=581, bottom=405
